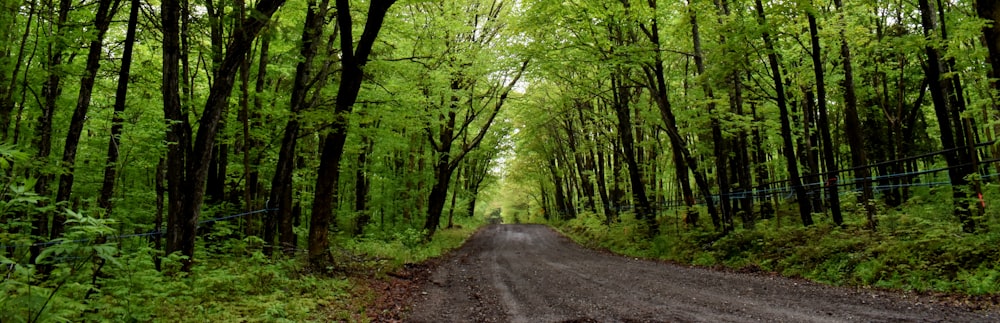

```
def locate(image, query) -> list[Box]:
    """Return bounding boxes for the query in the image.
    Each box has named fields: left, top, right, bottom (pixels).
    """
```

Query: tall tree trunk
left=978, top=0, right=1000, bottom=91
left=0, top=1, right=11, bottom=140
left=422, top=61, right=527, bottom=238
left=0, top=0, right=33, bottom=141
left=595, top=141, right=614, bottom=223
left=918, top=0, right=975, bottom=232
left=611, top=138, right=626, bottom=217
left=750, top=101, right=773, bottom=218
left=162, top=0, right=190, bottom=268
left=30, top=0, right=72, bottom=264
left=568, top=106, right=596, bottom=213
left=806, top=8, right=843, bottom=225
left=831, top=0, right=875, bottom=227
left=937, top=0, right=983, bottom=218
left=549, top=157, right=569, bottom=219
left=166, top=0, right=286, bottom=271
left=689, top=3, right=732, bottom=231
left=310, top=0, right=395, bottom=265
left=612, top=71, right=656, bottom=235
left=98, top=0, right=139, bottom=214
left=755, top=0, right=813, bottom=226
left=712, top=0, right=754, bottom=225
left=446, top=166, right=460, bottom=229
left=463, top=154, right=491, bottom=221
left=798, top=90, right=824, bottom=213
left=640, top=1, right=719, bottom=229
left=353, top=118, right=374, bottom=235
left=425, top=103, right=458, bottom=233
left=269, top=0, right=329, bottom=254
left=247, top=31, right=269, bottom=206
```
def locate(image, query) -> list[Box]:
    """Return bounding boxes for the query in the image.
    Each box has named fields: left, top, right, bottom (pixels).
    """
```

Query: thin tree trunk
left=549, top=157, right=569, bottom=219
left=98, top=0, right=139, bottom=214
left=354, top=119, right=374, bottom=235
left=755, top=0, right=813, bottom=226
left=640, top=0, right=719, bottom=229
left=248, top=31, right=269, bottom=206
left=162, top=0, right=190, bottom=268
left=154, top=158, right=165, bottom=270
left=30, top=0, right=72, bottom=262
left=166, top=0, right=286, bottom=271
left=595, top=141, right=613, bottom=223
left=446, top=166, right=460, bottom=229
left=0, top=0, right=34, bottom=141
left=612, top=71, right=656, bottom=235
left=806, top=8, right=843, bottom=225
left=422, top=61, right=527, bottom=238
left=689, top=3, right=732, bottom=231
left=832, top=0, right=875, bottom=228
left=269, top=0, right=329, bottom=254
left=978, top=0, right=1000, bottom=92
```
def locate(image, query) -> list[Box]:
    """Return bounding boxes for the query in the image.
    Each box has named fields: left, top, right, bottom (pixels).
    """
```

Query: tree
left=831, top=0, right=875, bottom=228
left=98, top=0, right=140, bottom=214
left=269, top=0, right=332, bottom=255
left=31, top=0, right=73, bottom=262
left=805, top=2, right=843, bottom=225
left=308, top=0, right=396, bottom=265
left=755, top=0, right=813, bottom=226
left=54, top=0, right=122, bottom=238
left=979, top=0, right=1000, bottom=92
left=918, top=0, right=976, bottom=232
left=163, top=0, right=287, bottom=271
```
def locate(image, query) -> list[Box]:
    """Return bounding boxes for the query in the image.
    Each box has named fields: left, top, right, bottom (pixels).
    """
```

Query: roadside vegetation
left=6, top=0, right=1000, bottom=319
left=545, top=185, right=1000, bottom=297
left=2, top=213, right=483, bottom=322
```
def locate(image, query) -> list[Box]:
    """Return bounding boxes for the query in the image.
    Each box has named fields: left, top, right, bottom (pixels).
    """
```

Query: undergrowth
left=1, top=213, right=483, bottom=322
left=557, top=194, right=1000, bottom=296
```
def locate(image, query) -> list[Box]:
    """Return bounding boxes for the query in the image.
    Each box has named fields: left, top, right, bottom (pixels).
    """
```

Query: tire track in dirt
left=405, top=224, right=997, bottom=322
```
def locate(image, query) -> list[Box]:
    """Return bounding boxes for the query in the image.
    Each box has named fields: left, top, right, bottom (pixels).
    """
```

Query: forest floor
left=373, top=224, right=999, bottom=322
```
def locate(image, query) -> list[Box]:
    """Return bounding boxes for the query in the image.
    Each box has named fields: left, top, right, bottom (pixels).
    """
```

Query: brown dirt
left=389, top=224, right=998, bottom=323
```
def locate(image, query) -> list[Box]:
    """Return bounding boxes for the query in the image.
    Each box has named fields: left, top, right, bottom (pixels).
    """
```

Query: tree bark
left=309, top=0, right=396, bottom=265
left=98, top=0, right=139, bottom=215
left=978, top=0, right=1000, bottom=91
left=831, top=0, right=875, bottom=228
left=689, top=3, right=732, bottom=231
left=755, top=0, right=813, bottom=226
left=806, top=8, right=843, bottom=225
left=640, top=0, right=719, bottom=229
left=612, top=71, right=656, bottom=235
left=918, top=0, right=975, bottom=232
left=166, top=0, right=286, bottom=271
left=162, top=0, right=190, bottom=268
left=269, top=0, right=329, bottom=255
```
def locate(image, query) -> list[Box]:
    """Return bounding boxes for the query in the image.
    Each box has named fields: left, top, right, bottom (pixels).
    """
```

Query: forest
left=1, top=0, right=1000, bottom=320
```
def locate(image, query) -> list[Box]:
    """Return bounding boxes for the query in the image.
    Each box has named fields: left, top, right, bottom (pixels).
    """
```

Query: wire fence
left=0, top=208, right=276, bottom=250
left=562, top=142, right=1000, bottom=214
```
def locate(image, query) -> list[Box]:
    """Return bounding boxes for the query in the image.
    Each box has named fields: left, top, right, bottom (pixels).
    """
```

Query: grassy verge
left=555, top=203, right=1000, bottom=297
left=2, top=217, right=484, bottom=322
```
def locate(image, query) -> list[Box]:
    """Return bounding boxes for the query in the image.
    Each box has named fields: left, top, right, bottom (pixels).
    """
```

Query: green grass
left=556, top=192, right=1000, bottom=296
left=1, top=215, right=485, bottom=322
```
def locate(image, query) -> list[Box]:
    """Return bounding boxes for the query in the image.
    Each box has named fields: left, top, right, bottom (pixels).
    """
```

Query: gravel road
left=405, top=224, right=997, bottom=322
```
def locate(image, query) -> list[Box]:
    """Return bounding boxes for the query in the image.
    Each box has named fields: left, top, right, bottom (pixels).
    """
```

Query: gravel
left=403, top=224, right=998, bottom=323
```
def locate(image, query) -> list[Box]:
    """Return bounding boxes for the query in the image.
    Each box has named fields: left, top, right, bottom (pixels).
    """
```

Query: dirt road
left=405, top=224, right=997, bottom=322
